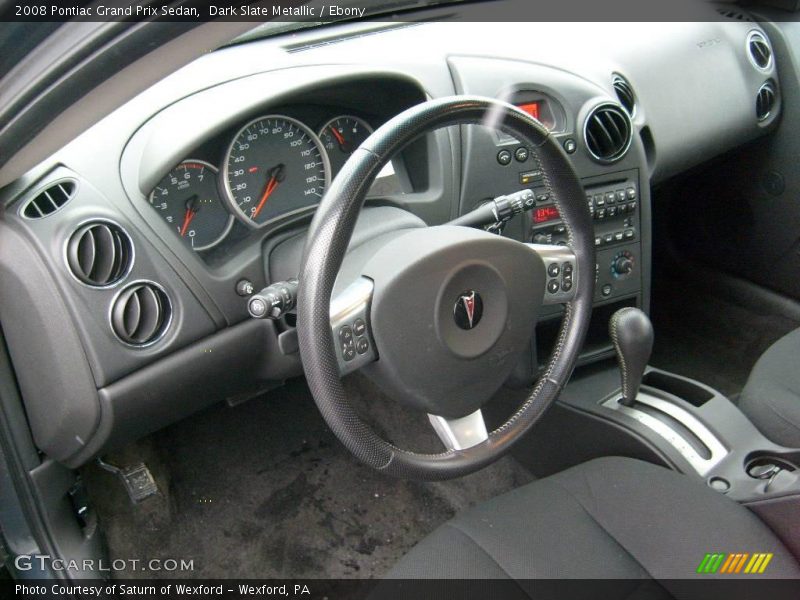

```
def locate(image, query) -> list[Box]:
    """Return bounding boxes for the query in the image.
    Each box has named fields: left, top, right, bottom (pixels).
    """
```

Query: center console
left=513, top=308, right=800, bottom=559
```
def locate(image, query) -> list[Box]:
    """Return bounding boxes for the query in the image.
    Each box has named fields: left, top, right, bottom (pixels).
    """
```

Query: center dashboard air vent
left=111, top=282, right=172, bottom=346
left=756, top=82, right=777, bottom=121
left=584, top=104, right=632, bottom=163
left=66, top=221, right=133, bottom=287
left=747, top=31, right=772, bottom=71
left=612, top=74, right=635, bottom=116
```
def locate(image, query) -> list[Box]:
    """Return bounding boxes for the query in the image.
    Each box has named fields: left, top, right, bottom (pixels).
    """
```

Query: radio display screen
left=533, top=205, right=560, bottom=224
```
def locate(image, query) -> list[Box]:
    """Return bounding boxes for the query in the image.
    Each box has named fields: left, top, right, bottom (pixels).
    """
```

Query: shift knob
left=609, top=307, right=654, bottom=406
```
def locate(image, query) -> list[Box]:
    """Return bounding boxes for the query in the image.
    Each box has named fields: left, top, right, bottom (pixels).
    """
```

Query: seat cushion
left=387, top=457, right=800, bottom=584
left=739, top=328, right=800, bottom=448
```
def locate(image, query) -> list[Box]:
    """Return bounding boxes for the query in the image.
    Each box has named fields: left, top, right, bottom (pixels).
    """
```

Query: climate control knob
left=611, top=251, right=635, bottom=278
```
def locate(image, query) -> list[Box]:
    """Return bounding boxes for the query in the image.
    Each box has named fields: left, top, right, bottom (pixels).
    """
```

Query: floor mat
left=650, top=278, right=800, bottom=399
left=83, top=377, right=533, bottom=579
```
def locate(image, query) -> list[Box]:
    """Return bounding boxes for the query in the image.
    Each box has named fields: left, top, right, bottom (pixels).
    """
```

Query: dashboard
left=0, top=17, right=790, bottom=467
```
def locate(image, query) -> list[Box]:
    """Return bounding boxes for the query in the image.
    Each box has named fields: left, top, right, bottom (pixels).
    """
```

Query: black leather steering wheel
left=297, top=96, right=595, bottom=480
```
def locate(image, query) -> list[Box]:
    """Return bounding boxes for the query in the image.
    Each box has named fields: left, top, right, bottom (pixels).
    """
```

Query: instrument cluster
left=147, top=111, right=374, bottom=252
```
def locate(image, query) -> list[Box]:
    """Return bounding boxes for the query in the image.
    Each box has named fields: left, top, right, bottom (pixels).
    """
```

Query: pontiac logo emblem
left=454, top=291, right=483, bottom=330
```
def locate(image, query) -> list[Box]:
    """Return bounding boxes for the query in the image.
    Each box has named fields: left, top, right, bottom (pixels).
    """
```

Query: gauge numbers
left=149, top=160, right=233, bottom=251
left=222, top=115, right=330, bottom=228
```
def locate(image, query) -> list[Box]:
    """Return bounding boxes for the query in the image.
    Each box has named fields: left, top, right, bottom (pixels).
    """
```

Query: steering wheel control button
left=339, top=326, right=354, bottom=344
left=353, top=319, right=366, bottom=336
left=356, top=337, right=370, bottom=354
left=563, top=138, right=577, bottom=154
left=547, top=280, right=560, bottom=294
left=563, top=262, right=574, bottom=275
left=453, top=290, right=484, bottom=330
left=496, top=149, right=512, bottom=166
left=342, top=343, right=356, bottom=362
left=514, top=147, right=529, bottom=162
left=547, top=263, right=560, bottom=277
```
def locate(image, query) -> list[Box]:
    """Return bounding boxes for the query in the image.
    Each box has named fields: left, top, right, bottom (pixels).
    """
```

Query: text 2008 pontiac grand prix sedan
left=1, top=1, right=800, bottom=597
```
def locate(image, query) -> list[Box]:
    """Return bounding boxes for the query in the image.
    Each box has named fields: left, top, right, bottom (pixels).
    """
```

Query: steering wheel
left=297, top=96, right=595, bottom=480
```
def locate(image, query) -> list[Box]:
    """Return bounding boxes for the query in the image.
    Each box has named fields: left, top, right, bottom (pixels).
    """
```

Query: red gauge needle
left=251, top=164, right=285, bottom=221
left=179, top=195, right=199, bottom=237
left=330, top=126, right=346, bottom=148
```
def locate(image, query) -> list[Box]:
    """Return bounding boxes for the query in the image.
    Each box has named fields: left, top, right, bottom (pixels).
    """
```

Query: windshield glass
left=227, top=0, right=477, bottom=44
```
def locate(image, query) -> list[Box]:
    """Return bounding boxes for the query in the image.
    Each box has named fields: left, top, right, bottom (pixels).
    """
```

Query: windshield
left=227, top=0, right=478, bottom=44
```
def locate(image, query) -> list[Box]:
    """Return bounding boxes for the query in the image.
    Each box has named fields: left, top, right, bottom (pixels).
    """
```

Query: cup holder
left=745, top=451, right=800, bottom=479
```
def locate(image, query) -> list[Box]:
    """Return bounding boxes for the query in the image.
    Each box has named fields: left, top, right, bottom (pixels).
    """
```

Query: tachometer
left=222, top=115, right=330, bottom=227
left=148, top=160, right=233, bottom=251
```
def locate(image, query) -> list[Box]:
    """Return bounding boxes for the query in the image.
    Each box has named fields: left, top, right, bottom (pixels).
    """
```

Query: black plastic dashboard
left=0, top=18, right=788, bottom=467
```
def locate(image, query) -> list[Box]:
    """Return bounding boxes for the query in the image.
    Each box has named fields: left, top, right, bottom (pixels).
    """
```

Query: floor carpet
left=649, top=278, right=800, bottom=399
left=82, top=377, right=533, bottom=579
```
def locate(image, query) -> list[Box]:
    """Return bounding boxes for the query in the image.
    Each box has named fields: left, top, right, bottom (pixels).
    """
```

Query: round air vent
left=66, top=221, right=133, bottom=287
left=612, top=74, right=635, bottom=116
left=583, top=103, right=632, bottom=163
left=111, top=282, right=171, bottom=346
left=747, top=31, right=772, bottom=71
left=756, top=82, right=776, bottom=121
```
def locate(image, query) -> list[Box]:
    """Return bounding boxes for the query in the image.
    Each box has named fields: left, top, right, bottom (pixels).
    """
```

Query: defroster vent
left=22, top=180, right=76, bottom=219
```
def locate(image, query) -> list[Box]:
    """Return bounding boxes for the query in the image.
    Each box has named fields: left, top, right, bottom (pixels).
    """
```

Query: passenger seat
left=740, top=328, right=800, bottom=448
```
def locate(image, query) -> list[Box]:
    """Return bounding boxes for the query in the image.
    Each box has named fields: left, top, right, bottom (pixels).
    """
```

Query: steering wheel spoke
left=428, top=409, right=489, bottom=451
left=330, top=276, right=378, bottom=375
left=528, top=243, right=578, bottom=305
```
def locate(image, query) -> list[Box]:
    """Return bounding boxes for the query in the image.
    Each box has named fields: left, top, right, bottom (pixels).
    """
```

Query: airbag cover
left=362, top=225, right=544, bottom=418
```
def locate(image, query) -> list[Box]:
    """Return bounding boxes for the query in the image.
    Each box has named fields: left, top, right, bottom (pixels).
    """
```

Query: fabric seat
left=387, top=457, right=799, bottom=584
left=739, top=328, right=800, bottom=448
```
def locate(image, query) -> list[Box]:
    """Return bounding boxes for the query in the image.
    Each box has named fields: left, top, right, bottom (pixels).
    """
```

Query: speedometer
left=221, top=115, right=330, bottom=228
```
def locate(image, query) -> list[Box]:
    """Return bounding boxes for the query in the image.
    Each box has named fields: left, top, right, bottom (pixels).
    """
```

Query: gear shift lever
left=609, top=308, right=654, bottom=406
